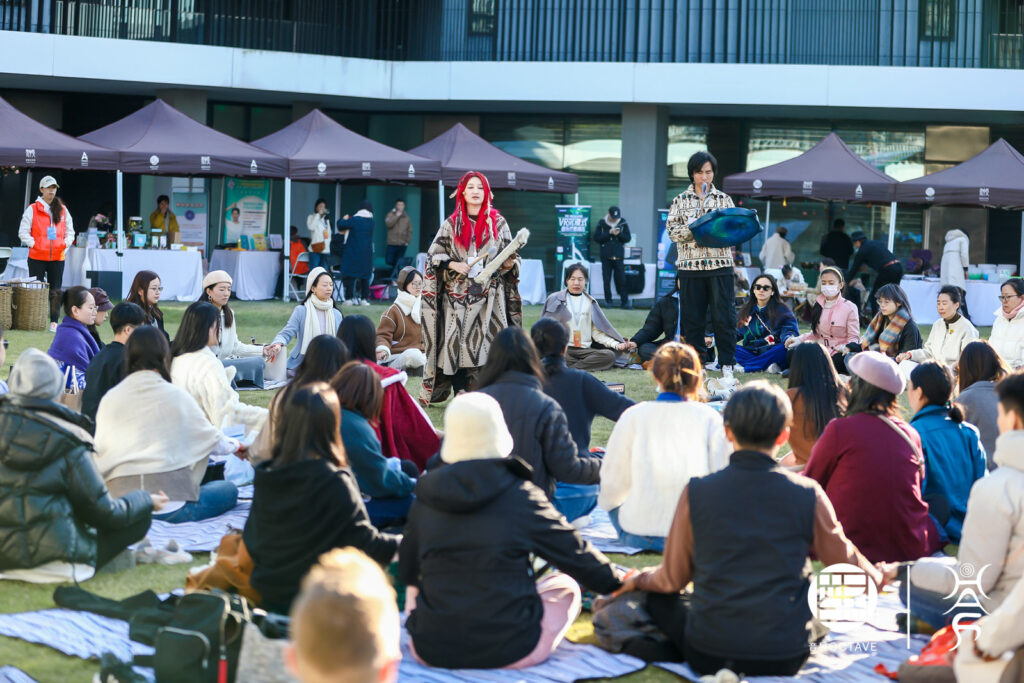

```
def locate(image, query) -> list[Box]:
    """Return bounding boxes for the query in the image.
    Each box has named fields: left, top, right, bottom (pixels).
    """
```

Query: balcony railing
left=1, top=0, right=1020, bottom=69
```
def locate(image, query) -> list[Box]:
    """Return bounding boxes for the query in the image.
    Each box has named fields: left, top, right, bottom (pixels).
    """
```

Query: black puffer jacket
left=0, top=395, right=153, bottom=570
left=399, top=457, right=621, bottom=669
left=479, top=370, right=601, bottom=499
left=630, top=292, right=681, bottom=347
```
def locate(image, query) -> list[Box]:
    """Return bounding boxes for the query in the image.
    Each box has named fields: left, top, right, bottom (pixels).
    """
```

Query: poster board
left=555, top=205, right=591, bottom=285
left=222, top=177, right=270, bottom=244
left=173, top=191, right=208, bottom=249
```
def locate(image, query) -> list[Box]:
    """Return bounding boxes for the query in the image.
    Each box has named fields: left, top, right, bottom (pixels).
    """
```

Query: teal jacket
left=339, top=408, right=415, bottom=499
left=910, top=404, right=988, bottom=543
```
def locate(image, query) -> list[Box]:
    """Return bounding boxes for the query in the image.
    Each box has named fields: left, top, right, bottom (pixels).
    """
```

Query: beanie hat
left=305, top=267, right=329, bottom=296
left=847, top=350, right=906, bottom=395
left=9, top=348, right=64, bottom=401
left=440, top=392, right=514, bottom=464
left=89, top=288, right=113, bottom=312
left=203, top=270, right=232, bottom=290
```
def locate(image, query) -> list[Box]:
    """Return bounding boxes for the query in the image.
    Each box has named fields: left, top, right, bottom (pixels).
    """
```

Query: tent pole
left=765, top=200, right=771, bottom=237
left=116, top=171, right=125, bottom=274
left=437, top=180, right=444, bottom=228
left=334, top=181, right=341, bottom=225
left=282, top=177, right=292, bottom=302
left=1019, top=212, right=1024, bottom=279
left=887, top=201, right=897, bottom=253
left=923, top=208, right=931, bottom=253
left=574, top=192, right=579, bottom=205
left=23, top=170, right=32, bottom=209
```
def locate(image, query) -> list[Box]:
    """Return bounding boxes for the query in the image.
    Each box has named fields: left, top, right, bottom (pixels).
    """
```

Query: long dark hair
left=845, top=374, right=899, bottom=417
left=477, top=327, right=545, bottom=388
left=958, top=340, right=1009, bottom=393
left=875, top=283, right=913, bottom=318
left=337, top=315, right=376, bottom=363
left=301, top=271, right=340, bottom=311
left=48, top=194, right=65, bottom=227
left=737, top=273, right=793, bottom=331
left=268, top=336, right=350, bottom=427
left=124, top=325, right=172, bottom=382
left=270, top=382, right=347, bottom=469
left=330, top=361, right=383, bottom=422
left=531, top=318, right=569, bottom=377
left=910, top=361, right=964, bottom=423
left=199, top=284, right=234, bottom=329
left=788, top=342, right=847, bottom=437
left=126, top=270, right=164, bottom=323
left=60, top=286, right=92, bottom=319
left=810, top=267, right=845, bottom=331
left=170, top=301, right=220, bottom=357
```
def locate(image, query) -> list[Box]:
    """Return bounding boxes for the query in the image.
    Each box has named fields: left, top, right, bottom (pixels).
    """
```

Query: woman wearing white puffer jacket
left=990, top=279, right=1024, bottom=369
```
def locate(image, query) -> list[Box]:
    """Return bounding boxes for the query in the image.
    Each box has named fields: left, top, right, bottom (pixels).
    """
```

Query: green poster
left=222, top=177, right=270, bottom=244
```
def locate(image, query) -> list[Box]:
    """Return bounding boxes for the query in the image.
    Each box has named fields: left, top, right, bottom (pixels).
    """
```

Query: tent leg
left=23, top=170, right=32, bottom=209
left=437, top=180, right=444, bottom=228
left=887, top=201, right=897, bottom=253
left=1019, top=212, right=1024, bottom=278
left=116, top=171, right=125, bottom=274
left=283, top=178, right=292, bottom=302
left=574, top=192, right=579, bottom=205
left=923, top=207, right=931, bottom=253
left=334, top=181, right=341, bottom=224
left=765, top=200, right=771, bottom=237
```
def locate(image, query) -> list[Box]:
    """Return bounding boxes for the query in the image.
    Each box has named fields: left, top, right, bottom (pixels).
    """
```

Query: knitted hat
left=847, top=350, right=906, bottom=395
left=89, top=287, right=113, bottom=312
left=9, top=348, right=63, bottom=401
left=305, top=267, right=329, bottom=296
left=202, top=270, right=232, bottom=290
left=440, top=392, right=514, bottom=464
left=397, top=266, right=421, bottom=291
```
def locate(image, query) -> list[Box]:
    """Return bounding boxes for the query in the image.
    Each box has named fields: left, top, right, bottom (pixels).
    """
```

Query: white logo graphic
left=200, top=156, right=211, bottom=171
left=941, top=563, right=991, bottom=651
left=250, top=160, right=258, bottom=173
left=81, top=152, right=89, bottom=167
left=507, top=171, right=516, bottom=185
left=752, top=179, right=763, bottom=191
left=855, top=184, right=863, bottom=198
left=802, top=180, right=813, bottom=194
left=408, top=164, right=416, bottom=177
left=547, top=176, right=555, bottom=189
left=317, top=162, right=327, bottom=176
left=362, top=162, right=372, bottom=176
left=979, top=187, right=990, bottom=201
left=925, top=187, right=936, bottom=199
left=25, top=149, right=36, bottom=164
left=149, top=155, right=160, bottom=169
left=808, top=563, right=878, bottom=626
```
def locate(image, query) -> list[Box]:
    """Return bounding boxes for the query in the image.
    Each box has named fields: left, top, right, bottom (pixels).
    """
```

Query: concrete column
left=155, top=88, right=208, bottom=123
left=618, top=104, right=668, bottom=260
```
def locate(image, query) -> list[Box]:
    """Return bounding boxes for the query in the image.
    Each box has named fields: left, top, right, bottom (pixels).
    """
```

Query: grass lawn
left=0, top=300, right=989, bottom=681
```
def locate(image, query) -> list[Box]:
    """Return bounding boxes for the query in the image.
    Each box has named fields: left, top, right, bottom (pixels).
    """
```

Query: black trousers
left=868, top=263, right=904, bottom=315
left=602, top=258, right=628, bottom=305
left=645, top=593, right=809, bottom=677
left=678, top=271, right=736, bottom=366
left=343, top=276, right=369, bottom=301
left=95, top=515, right=151, bottom=568
left=28, top=258, right=65, bottom=323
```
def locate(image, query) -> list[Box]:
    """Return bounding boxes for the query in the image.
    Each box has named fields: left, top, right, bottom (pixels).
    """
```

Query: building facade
left=2, top=0, right=1024, bottom=288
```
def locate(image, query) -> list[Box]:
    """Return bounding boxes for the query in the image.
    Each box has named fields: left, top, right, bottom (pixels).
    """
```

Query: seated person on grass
left=734, top=273, right=799, bottom=374
left=616, top=381, right=882, bottom=677
left=629, top=277, right=683, bottom=363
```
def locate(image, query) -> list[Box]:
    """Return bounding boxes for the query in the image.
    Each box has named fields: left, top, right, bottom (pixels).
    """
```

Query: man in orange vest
left=18, top=175, right=75, bottom=330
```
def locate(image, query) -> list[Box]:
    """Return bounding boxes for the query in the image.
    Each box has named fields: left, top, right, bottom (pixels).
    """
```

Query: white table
left=62, top=247, right=204, bottom=301
left=210, top=250, right=282, bottom=300
left=0, top=247, right=29, bottom=281
left=902, top=278, right=1000, bottom=327
left=518, top=259, right=547, bottom=304
left=589, top=262, right=657, bottom=300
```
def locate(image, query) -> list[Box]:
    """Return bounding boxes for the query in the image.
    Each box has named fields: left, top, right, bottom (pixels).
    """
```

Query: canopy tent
left=723, top=132, right=901, bottom=250
left=0, top=95, right=120, bottom=208
left=895, top=138, right=1024, bottom=207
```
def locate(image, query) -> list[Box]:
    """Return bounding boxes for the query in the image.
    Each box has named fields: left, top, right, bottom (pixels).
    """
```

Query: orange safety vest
left=28, top=202, right=67, bottom=262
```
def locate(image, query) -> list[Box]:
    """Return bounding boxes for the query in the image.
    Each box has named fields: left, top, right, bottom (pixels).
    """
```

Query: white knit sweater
left=213, top=310, right=263, bottom=360
left=170, top=347, right=268, bottom=435
left=598, top=399, right=732, bottom=537
left=907, top=315, right=979, bottom=365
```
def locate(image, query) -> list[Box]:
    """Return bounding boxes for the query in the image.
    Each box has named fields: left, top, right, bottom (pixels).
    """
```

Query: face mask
left=821, top=285, right=840, bottom=298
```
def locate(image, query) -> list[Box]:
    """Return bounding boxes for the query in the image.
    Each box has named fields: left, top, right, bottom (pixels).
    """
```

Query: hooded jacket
left=941, top=229, right=970, bottom=290
left=398, top=457, right=620, bottom=669
left=990, top=304, right=1024, bottom=369
left=0, top=352, right=153, bottom=570
left=243, top=458, right=399, bottom=614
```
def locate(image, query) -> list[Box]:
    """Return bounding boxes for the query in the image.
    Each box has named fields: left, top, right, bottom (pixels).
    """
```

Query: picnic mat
left=578, top=509, right=643, bottom=556
left=655, top=589, right=928, bottom=682
left=0, top=667, right=37, bottom=683
left=142, top=500, right=252, bottom=553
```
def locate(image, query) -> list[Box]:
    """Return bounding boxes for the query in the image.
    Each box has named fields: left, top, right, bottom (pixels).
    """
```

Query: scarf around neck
left=865, top=307, right=910, bottom=355
left=1004, top=299, right=1024, bottom=321
left=301, top=294, right=336, bottom=355
left=394, top=290, right=422, bottom=324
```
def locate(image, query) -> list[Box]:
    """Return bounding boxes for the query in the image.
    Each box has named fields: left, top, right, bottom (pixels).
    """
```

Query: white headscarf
left=301, top=267, right=337, bottom=354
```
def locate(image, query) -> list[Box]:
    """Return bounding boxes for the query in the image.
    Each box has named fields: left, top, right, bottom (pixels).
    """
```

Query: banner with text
left=222, top=177, right=270, bottom=245
left=172, top=191, right=208, bottom=250
left=656, top=208, right=675, bottom=298
left=555, top=205, right=591, bottom=285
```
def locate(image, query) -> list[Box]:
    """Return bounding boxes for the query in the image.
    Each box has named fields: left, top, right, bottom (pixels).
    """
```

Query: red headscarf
left=449, top=171, right=501, bottom=251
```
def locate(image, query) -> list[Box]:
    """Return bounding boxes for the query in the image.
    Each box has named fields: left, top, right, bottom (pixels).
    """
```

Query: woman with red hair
left=420, top=172, right=523, bottom=404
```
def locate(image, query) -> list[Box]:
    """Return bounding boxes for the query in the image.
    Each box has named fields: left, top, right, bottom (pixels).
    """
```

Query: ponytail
left=910, top=362, right=961, bottom=422
left=650, top=342, right=702, bottom=399
left=947, top=401, right=964, bottom=424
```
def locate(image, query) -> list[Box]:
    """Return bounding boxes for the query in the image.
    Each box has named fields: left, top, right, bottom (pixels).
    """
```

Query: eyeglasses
left=752, top=284, right=773, bottom=292
left=149, top=286, right=164, bottom=292
left=998, top=294, right=1020, bottom=302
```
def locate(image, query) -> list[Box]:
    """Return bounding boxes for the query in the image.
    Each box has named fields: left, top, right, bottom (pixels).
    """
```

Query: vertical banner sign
left=222, top=177, right=270, bottom=244
left=173, top=191, right=208, bottom=250
left=656, top=208, right=676, bottom=299
left=555, top=206, right=591, bottom=283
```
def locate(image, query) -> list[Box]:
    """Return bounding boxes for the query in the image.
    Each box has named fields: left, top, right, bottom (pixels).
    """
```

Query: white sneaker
left=49, top=321, right=57, bottom=333
left=722, top=365, right=736, bottom=378
left=704, top=360, right=721, bottom=371
left=766, top=363, right=783, bottom=375
left=342, top=298, right=357, bottom=306
left=135, top=538, right=193, bottom=565
left=360, top=298, right=371, bottom=306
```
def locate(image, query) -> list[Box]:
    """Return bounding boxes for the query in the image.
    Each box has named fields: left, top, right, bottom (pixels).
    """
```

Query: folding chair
left=289, top=252, right=312, bottom=300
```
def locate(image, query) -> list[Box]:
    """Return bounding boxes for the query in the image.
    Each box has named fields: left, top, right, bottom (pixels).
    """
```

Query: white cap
left=38, top=175, right=59, bottom=189
left=440, top=392, right=514, bottom=464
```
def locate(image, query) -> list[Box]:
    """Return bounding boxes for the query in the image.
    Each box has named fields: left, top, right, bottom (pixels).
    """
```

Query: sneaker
left=360, top=298, right=371, bottom=306
left=49, top=321, right=57, bottom=333
left=704, top=360, right=721, bottom=371
left=766, top=363, right=783, bottom=375
left=722, top=365, right=735, bottom=379
left=342, top=298, right=357, bottom=306
left=135, top=538, right=193, bottom=565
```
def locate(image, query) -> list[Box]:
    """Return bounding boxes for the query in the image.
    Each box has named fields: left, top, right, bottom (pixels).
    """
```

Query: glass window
left=468, top=0, right=496, bottom=35
left=210, top=103, right=246, bottom=139
left=920, top=0, right=956, bottom=40
left=745, top=126, right=830, bottom=172
left=835, top=127, right=926, bottom=181
left=250, top=106, right=291, bottom=141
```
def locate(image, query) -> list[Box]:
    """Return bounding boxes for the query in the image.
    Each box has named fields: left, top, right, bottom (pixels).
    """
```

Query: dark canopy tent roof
left=409, top=123, right=578, bottom=192
left=895, top=139, right=1024, bottom=208
left=723, top=132, right=897, bottom=202
left=79, top=99, right=287, bottom=178
left=0, top=95, right=118, bottom=170
left=251, top=109, right=440, bottom=183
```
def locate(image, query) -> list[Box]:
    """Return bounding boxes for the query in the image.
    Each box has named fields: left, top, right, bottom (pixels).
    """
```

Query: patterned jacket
left=667, top=184, right=735, bottom=272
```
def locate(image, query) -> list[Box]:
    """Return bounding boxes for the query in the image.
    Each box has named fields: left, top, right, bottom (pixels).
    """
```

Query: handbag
left=186, top=533, right=261, bottom=606
left=59, top=366, right=83, bottom=413
left=310, top=241, right=325, bottom=253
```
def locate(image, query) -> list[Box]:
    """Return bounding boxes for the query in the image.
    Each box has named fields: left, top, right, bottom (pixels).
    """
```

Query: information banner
left=554, top=205, right=591, bottom=284
left=172, top=191, right=208, bottom=250
left=656, top=208, right=676, bottom=298
left=222, top=178, right=270, bottom=244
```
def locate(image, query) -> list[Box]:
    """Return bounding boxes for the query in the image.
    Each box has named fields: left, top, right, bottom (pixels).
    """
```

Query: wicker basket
left=0, top=284, right=11, bottom=332
left=12, top=282, right=50, bottom=331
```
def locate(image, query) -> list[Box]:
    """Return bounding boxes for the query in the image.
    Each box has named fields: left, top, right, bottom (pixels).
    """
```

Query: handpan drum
left=689, top=207, right=762, bottom=248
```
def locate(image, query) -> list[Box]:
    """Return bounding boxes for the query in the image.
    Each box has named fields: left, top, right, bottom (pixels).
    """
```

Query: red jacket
left=803, top=412, right=943, bottom=563
left=365, top=360, right=440, bottom=471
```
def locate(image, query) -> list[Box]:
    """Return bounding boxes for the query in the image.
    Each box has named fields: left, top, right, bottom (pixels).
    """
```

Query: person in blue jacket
left=907, top=361, right=988, bottom=544
left=330, top=360, right=416, bottom=528
left=734, top=273, right=799, bottom=374
left=336, top=200, right=376, bottom=306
